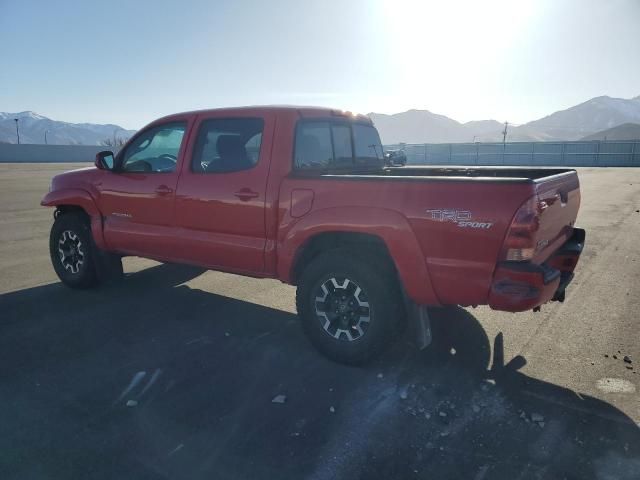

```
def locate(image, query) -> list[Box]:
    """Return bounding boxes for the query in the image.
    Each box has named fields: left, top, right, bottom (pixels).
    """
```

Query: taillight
left=502, top=195, right=546, bottom=261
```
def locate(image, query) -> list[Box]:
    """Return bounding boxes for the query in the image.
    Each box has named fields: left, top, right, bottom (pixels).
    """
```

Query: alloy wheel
left=314, top=277, right=371, bottom=341
left=57, top=230, right=85, bottom=274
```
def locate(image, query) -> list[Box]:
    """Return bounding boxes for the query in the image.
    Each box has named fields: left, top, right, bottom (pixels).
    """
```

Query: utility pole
left=502, top=121, right=509, bottom=144
left=14, top=118, right=20, bottom=144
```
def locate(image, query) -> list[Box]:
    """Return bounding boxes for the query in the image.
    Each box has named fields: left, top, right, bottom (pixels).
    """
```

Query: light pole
left=14, top=118, right=20, bottom=144
left=45, top=130, right=49, bottom=145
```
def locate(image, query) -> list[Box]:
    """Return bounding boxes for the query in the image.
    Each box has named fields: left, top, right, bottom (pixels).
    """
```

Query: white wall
left=0, top=144, right=113, bottom=163
left=389, top=141, right=640, bottom=167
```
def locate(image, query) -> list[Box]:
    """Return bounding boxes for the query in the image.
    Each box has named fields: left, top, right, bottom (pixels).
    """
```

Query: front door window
left=121, top=122, right=186, bottom=173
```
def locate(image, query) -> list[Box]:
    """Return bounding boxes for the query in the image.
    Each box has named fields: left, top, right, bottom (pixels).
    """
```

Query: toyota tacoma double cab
left=42, top=106, right=585, bottom=364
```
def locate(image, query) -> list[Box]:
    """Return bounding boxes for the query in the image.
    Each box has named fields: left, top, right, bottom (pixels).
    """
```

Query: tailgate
left=531, top=170, right=581, bottom=264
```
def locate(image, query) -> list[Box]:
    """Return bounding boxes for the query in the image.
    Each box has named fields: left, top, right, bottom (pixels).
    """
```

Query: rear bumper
left=488, top=228, right=585, bottom=312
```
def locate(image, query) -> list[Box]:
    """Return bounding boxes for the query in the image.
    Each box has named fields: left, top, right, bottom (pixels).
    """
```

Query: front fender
left=41, top=188, right=106, bottom=250
left=277, top=206, right=440, bottom=306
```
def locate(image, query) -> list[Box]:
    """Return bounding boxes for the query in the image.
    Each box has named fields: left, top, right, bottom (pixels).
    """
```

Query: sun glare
left=373, top=0, right=538, bottom=118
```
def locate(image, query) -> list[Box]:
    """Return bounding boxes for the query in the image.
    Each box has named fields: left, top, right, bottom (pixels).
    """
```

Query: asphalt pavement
left=1, top=163, right=639, bottom=479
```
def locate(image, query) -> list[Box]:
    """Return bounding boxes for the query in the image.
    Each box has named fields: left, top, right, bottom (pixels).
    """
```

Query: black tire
left=49, top=212, right=99, bottom=289
left=296, top=249, right=404, bottom=365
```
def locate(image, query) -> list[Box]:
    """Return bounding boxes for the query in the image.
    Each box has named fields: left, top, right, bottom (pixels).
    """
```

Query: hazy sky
left=1, top=0, right=639, bottom=129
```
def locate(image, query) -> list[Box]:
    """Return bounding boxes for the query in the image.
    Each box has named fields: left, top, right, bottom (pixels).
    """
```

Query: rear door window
left=191, top=118, right=264, bottom=173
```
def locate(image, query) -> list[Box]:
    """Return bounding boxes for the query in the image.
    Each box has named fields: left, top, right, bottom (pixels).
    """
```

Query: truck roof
left=155, top=105, right=372, bottom=124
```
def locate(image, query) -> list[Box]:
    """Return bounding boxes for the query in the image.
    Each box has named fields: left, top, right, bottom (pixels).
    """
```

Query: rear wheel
left=49, top=212, right=99, bottom=289
left=296, top=250, right=404, bottom=364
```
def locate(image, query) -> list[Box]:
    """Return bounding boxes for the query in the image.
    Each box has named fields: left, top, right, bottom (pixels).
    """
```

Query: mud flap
left=408, top=302, right=432, bottom=350
left=94, top=248, right=123, bottom=283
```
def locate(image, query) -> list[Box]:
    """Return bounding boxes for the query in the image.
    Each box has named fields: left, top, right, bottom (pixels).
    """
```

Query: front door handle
left=234, top=188, right=259, bottom=201
left=155, top=185, right=174, bottom=195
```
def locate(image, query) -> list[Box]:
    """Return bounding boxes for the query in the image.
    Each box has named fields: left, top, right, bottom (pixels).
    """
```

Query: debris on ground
left=425, top=413, right=431, bottom=419
left=168, top=443, right=184, bottom=456
left=329, top=406, right=335, bottom=413
left=531, top=413, right=544, bottom=423
left=613, top=355, right=618, bottom=360
left=224, top=332, right=230, bottom=337
left=271, top=394, right=287, bottom=404
left=377, top=373, right=384, bottom=379
left=604, top=354, right=609, bottom=358
left=399, top=388, right=409, bottom=400
left=450, top=347, right=456, bottom=355
left=472, top=405, right=481, bottom=413
left=126, top=399, right=138, bottom=407
left=439, top=411, right=447, bottom=417
left=623, top=355, right=632, bottom=364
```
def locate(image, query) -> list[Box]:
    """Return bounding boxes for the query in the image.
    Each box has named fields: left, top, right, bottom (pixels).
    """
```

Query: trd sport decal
left=426, top=209, right=493, bottom=229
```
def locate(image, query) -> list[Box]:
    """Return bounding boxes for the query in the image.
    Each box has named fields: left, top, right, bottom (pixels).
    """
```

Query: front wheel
left=49, top=212, right=99, bottom=289
left=296, top=250, right=404, bottom=365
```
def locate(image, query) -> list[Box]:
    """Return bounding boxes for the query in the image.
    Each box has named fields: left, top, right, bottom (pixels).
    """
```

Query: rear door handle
left=234, top=188, right=259, bottom=201
left=155, top=185, right=174, bottom=195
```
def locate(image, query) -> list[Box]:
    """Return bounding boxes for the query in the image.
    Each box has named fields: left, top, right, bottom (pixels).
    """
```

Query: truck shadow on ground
left=1, top=263, right=638, bottom=480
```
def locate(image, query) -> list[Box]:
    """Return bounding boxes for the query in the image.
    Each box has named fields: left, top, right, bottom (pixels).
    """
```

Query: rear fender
left=277, top=206, right=440, bottom=306
left=41, top=188, right=106, bottom=249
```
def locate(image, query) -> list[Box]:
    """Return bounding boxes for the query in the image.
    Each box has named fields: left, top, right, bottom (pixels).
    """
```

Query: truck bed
left=383, top=166, right=575, bottom=181
left=282, top=165, right=581, bottom=307
left=305, top=166, right=576, bottom=183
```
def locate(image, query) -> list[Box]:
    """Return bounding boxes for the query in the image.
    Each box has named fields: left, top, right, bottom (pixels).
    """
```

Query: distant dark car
left=384, top=149, right=407, bottom=166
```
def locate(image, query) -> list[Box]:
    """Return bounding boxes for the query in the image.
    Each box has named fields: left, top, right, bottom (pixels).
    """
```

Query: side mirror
left=384, top=150, right=407, bottom=167
left=95, top=151, right=115, bottom=170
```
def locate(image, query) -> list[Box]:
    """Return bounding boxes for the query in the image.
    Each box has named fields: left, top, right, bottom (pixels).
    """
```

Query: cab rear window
left=294, top=121, right=383, bottom=171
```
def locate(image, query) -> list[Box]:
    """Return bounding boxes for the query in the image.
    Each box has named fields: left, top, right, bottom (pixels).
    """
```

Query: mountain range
left=2, top=94, right=640, bottom=146
left=369, top=95, right=640, bottom=144
left=0, top=112, right=137, bottom=146
left=579, top=122, right=640, bottom=141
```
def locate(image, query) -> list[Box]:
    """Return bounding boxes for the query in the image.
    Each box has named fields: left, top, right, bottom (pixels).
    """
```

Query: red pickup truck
left=42, top=106, right=584, bottom=364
